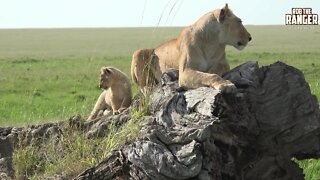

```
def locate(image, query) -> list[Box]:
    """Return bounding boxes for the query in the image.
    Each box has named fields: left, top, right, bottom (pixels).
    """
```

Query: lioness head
left=99, top=67, right=113, bottom=89
left=216, top=4, right=252, bottom=50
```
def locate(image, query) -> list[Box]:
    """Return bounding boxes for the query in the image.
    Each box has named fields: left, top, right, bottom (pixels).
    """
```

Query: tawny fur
left=131, top=4, right=251, bottom=92
left=131, top=49, right=162, bottom=94
left=87, top=66, right=132, bottom=120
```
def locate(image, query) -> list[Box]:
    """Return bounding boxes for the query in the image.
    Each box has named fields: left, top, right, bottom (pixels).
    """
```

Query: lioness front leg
left=87, top=91, right=108, bottom=120
left=207, top=60, right=231, bottom=77
left=207, top=61, right=236, bottom=92
left=179, top=68, right=235, bottom=92
left=178, top=48, right=235, bottom=92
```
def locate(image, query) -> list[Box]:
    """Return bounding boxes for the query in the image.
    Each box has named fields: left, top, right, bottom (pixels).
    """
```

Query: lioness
left=87, top=66, right=132, bottom=120
left=131, top=4, right=251, bottom=92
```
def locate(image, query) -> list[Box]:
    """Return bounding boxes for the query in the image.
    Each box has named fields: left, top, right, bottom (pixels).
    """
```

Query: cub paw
left=113, top=111, right=120, bottom=115
left=113, top=107, right=126, bottom=115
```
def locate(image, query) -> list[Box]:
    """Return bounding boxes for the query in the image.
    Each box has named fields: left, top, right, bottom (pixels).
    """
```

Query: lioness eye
left=238, top=19, right=242, bottom=23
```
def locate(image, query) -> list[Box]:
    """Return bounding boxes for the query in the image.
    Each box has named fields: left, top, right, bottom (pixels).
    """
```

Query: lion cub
left=87, top=66, right=132, bottom=120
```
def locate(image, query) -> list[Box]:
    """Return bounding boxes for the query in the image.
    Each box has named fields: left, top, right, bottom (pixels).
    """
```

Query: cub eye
left=238, top=19, right=242, bottom=23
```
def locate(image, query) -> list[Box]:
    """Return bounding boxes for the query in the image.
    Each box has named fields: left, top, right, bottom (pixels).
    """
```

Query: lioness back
left=131, top=49, right=154, bottom=85
left=154, top=39, right=180, bottom=72
left=131, top=48, right=161, bottom=94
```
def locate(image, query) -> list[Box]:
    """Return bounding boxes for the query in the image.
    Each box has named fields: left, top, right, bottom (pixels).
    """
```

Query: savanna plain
left=0, top=26, right=319, bottom=179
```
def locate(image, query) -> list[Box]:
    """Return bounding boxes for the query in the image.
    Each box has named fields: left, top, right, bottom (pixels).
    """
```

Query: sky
left=0, top=0, right=319, bottom=28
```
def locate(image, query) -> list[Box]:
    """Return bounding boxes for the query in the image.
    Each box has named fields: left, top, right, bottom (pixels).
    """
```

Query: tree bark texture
left=0, top=61, right=319, bottom=180
left=76, top=61, right=320, bottom=180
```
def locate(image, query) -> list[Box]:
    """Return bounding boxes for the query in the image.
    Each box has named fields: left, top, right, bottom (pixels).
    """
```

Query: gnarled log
left=76, top=61, right=320, bottom=180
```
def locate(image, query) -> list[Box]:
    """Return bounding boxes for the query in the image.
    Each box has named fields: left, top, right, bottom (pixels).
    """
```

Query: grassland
left=0, top=25, right=319, bottom=179
left=0, top=26, right=319, bottom=126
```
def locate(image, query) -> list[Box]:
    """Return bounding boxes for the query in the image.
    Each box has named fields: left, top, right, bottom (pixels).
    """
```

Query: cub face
left=99, top=67, right=113, bottom=89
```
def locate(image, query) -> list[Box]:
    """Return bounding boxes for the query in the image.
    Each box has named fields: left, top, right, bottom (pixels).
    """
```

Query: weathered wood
left=1, top=61, right=319, bottom=179
left=76, top=61, right=320, bottom=180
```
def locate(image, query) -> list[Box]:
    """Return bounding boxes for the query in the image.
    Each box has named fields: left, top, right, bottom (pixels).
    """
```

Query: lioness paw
left=216, top=80, right=236, bottom=93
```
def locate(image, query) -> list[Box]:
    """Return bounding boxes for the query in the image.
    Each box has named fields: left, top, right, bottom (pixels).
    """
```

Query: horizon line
left=0, top=24, right=287, bottom=30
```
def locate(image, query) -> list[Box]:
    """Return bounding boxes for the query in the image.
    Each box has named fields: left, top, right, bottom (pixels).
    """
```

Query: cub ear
left=101, top=67, right=112, bottom=74
left=224, top=3, right=229, bottom=10
left=219, top=3, right=229, bottom=22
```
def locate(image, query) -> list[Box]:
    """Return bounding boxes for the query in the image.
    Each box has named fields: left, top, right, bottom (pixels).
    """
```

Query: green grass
left=298, top=159, right=320, bottom=180
left=1, top=26, right=320, bottom=178
left=13, top=124, right=127, bottom=179
left=0, top=57, right=133, bottom=126
left=0, top=26, right=319, bottom=127
left=13, top=95, right=150, bottom=179
left=1, top=52, right=319, bottom=126
left=0, top=28, right=181, bottom=59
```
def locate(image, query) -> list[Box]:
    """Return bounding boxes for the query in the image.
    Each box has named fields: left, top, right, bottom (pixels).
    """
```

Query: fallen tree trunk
left=0, top=61, right=319, bottom=179
left=76, top=61, right=320, bottom=180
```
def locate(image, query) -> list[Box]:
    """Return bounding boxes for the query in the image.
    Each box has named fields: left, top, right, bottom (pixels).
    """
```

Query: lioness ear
left=219, top=3, right=229, bottom=22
